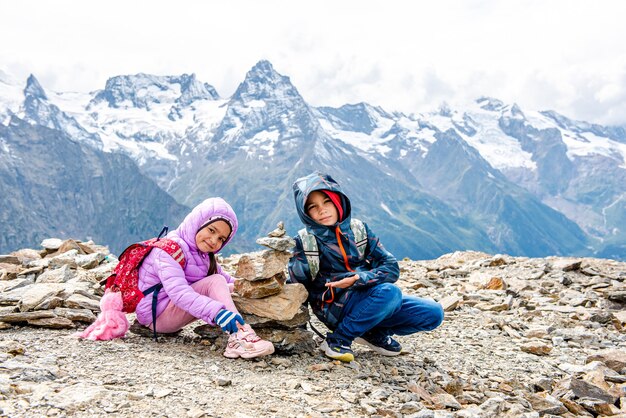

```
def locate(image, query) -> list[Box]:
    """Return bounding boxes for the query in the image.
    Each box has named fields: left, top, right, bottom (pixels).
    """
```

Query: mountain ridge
left=1, top=61, right=624, bottom=259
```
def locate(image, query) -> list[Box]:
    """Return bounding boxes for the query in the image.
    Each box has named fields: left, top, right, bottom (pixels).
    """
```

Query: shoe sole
left=319, top=340, right=354, bottom=362
left=354, top=337, right=402, bottom=356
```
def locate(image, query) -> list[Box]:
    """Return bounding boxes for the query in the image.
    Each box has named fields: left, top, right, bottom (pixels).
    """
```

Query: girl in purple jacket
left=79, top=197, right=274, bottom=359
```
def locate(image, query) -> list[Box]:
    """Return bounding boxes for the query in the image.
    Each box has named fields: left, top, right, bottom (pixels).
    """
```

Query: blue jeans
left=333, top=283, right=444, bottom=344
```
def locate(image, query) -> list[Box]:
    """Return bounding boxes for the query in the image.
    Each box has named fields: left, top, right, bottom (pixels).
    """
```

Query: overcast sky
left=2, top=0, right=625, bottom=125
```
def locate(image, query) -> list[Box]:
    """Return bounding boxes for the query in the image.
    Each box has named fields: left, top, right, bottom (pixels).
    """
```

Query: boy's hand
left=325, top=275, right=359, bottom=289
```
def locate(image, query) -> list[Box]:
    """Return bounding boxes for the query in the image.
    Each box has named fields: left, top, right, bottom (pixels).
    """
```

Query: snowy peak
left=317, top=103, right=394, bottom=135
left=24, top=75, right=48, bottom=100
left=209, top=60, right=326, bottom=159
left=541, top=110, right=626, bottom=143
left=21, top=75, right=102, bottom=149
left=231, top=60, right=302, bottom=103
left=90, top=73, right=219, bottom=111
left=176, top=73, right=219, bottom=106
left=476, top=96, right=506, bottom=112
left=23, top=75, right=55, bottom=122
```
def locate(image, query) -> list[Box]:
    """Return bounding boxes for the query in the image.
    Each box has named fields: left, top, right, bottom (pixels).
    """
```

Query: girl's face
left=195, top=220, right=231, bottom=253
left=305, top=191, right=339, bottom=226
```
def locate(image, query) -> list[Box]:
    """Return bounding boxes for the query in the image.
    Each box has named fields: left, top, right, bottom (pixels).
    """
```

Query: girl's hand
left=325, top=275, right=359, bottom=289
left=215, top=309, right=244, bottom=334
left=227, top=282, right=235, bottom=293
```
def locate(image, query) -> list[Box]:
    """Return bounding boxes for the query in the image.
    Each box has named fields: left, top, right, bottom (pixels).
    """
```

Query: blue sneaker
left=320, top=334, right=354, bottom=362
left=355, top=334, right=402, bottom=356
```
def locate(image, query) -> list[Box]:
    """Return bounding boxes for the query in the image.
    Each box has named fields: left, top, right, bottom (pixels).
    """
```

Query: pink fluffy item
left=75, top=290, right=130, bottom=340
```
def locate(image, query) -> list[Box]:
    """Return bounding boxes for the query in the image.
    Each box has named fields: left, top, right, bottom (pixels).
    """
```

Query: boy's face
left=195, top=220, right=231, bottom=253
left=305, top=191, right=339, bottom=226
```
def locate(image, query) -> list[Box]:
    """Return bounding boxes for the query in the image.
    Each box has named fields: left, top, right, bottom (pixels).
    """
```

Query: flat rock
left=0, top=310, right=57, bottom=323
left=431, top=393, right=461, bottom=410
left=40, top=238, right=64, bottom=251
left=549, top=258, right=582, bottom=272
left=53, top=307, right=97, bottom=322
left=10, top=248, right=42, bottom=263
left=76, top=252, right=105, bottom=269
left=17, top=283, right=66, bottom=312
left=439, top=295, right=462, bottom=312
left=47, top=250, right=80, bottom=269
left=37, top=264, right=76, bottom=283
left=0, top=255, right=20, bottom=264
left=242, top=305, right=310, bottom=329
left=608, top=290, right=626, bottom=303
left=0, top=263, right=22, bottom=280
left=553, top=377, right=617, bottom=404
left=585, top=349, right=626, bottom=372
left=63, top=293, right=100, bottom=311
left=482, top=277, right=506, bottom=290
left=235, top=250, right=291, bottom=281
left=525, top=393, right=567, bottom=415
left=255, top=236, right=295, bottom=251
left=46, top=383, right=110, bottom=411
left=233, top=272, right=284, bottom=299
left=233, top=283, right=308, bottom=321
left=27, top=316, right=75, bottom=329
left=56, top=239, right=90, bottom=255
left=520, top=341, right=552, bottom=356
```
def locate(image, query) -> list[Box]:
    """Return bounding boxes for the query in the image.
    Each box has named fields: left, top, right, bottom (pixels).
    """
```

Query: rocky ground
left=1, top=242, right=625, bottom=417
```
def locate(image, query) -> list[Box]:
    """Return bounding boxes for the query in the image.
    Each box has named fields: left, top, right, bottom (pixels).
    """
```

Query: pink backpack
left=77, top=230, right=185, bottom=341
left=105, top=237, right=185, bottom=313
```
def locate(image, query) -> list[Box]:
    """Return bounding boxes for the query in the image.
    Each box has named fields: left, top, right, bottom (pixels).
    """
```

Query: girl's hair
left=207, top=252, right=217, bottom=276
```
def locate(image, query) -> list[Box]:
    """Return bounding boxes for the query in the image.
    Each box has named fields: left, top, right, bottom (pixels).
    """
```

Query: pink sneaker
left=223, top=324, right=275, bottom=359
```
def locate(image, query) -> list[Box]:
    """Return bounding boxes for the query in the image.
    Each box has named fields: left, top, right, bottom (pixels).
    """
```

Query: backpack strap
left=142, top=283, right=163, bottom=342
left=351, top=219, right=368, bottom=259
left=299, top=220, right=369, bottom=280
left=144, top=238, right=186, bottom=268
left=298, top=228, right=320, bottom=280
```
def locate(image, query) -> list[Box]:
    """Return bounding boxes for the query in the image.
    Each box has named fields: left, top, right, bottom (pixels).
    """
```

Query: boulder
left=235, top=250, right=291, bottom=281
left=233, top=272, right=284, bottom=299
left=586, top=350, right=626, bottom=373
left=233, top=283, right=308, bottom=321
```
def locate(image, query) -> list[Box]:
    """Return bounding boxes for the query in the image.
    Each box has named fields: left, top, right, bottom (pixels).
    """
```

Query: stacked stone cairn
left=0, top=238, right=115, bottom=330
left=196, top=222, right=316, bottom=355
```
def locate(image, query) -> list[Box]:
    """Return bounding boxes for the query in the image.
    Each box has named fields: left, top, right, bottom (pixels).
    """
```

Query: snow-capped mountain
left=46, top=73, right=226, bottom=188
left=1, top=60, right=624, bottom=259
left=316, top=96, right=625, bottom=258
left=164, top=61, right=493, bottom=257
left=0, top=116, right=189, bottom=254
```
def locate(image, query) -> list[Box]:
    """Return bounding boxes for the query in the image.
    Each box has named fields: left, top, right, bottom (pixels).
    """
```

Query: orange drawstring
left=322, top=286, right=335, bottom=306
left=335, top=226, right=354, bottom=273
left=321, top=226, right=354, bottom=310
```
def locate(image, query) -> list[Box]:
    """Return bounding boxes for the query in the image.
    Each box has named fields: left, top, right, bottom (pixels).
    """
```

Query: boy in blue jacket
left=288, top=172, right=444, bottom=362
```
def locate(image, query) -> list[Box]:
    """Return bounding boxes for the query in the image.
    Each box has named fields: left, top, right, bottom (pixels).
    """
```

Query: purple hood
left=176, top=197, right=239, bottom=253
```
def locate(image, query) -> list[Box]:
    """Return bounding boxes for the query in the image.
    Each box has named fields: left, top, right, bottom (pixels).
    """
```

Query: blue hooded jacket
left=288, top=172, right=400, bottom=328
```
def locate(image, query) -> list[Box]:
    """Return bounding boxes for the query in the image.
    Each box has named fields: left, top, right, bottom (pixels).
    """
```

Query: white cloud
left=2, top=0, right=626, bottom=125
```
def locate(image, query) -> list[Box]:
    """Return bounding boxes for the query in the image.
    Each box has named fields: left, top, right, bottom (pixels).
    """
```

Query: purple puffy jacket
left=135, top=197, right=238, bottom=327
